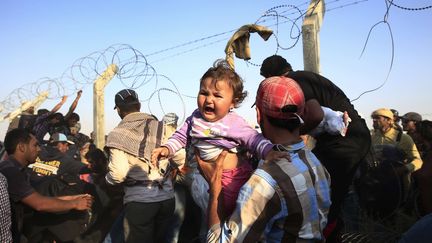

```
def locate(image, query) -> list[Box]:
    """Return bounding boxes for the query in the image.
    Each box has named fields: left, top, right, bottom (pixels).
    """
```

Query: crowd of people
left=0, top=56, right=430, bottom=243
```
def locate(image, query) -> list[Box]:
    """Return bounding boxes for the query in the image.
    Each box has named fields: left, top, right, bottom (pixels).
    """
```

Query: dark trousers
left=123, top=198, right=175, bottom=243
left=164, top=183, right=186, bottom=243
left=314, top=119, right=371, bottom=242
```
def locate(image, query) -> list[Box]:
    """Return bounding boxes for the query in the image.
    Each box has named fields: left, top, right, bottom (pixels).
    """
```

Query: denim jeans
left=399, top=213, right=432, bottom=243
left=164, top=183, right=187, bottom=243
left=103, top=210, right=125, bottom=243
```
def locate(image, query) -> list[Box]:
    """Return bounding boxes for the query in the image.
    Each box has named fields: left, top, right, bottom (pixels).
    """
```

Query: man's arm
left=50, top=96, right=68, bottom=114
left=196, top=151, right=226, bottom=227
left=57, top=194, right=91, bottom=201
left=21, top=191, right=92, bottom=213
left=400, top=135, right=423, bottom=172
left=169, top=149, right=186, bottom=168
left=206, top=160, right=225, bottom=228
left=203, top=156, right=283, bottom=243
left=105, top=148, right=130, bottom=185
left=64, top=90, right=82, bottom=120
left=300, top=99, right=324, bottom=135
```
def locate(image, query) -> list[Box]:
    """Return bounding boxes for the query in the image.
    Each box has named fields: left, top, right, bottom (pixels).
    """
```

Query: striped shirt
left=0, top=172, right=12, bottom=243
left=32, top=112, right=52, bottom=143
left=207, top=140, right=331, bottom=243
left=164, top=109, right=272, bottom=159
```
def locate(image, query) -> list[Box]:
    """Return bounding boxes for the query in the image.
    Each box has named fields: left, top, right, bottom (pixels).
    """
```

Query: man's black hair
left=266, top=115, right=301, bottom=132
left=260, top=55, right=293, bottom=78
left=48, top=112, right=64, bottom=121
left=4, top=128, right=33, bottom=155
left=117, top=96, right=141, bottom=114
left=417, top=120, right=432, bottom=142
left=85, top=148, right=108, bottom=174
left=37, top=109, right=49, bottom=116
left=68, top=112, right=80, bottom=121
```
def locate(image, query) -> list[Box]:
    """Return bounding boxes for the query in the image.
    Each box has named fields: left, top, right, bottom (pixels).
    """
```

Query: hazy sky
left=1, top=0, right=431, bottom=140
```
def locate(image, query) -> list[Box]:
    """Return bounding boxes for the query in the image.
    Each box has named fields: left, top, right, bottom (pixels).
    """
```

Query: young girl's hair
left=200, top=59, right=247, bottom=108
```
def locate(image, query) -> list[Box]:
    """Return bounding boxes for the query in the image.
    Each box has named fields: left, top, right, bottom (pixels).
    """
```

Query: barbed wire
left=0, top=43, right=188, bottom=123
left=243, top=4, right=306, bottom=67
left=350, top=0, right=394, bottom=102
left=149, top=37, right=228, bottom=64
left=246, top=0, right=371, bottom=66
left=148, top=0, right=370, bottom=67
left=1, top=0, right=390, bottom=123
left=386, top=0, right=432, bottom=11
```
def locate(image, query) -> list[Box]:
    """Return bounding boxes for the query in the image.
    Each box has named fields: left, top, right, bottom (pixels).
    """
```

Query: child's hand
left=151, top=147, right=169, bottom=167
left=264, top=149, right=291, bottom=163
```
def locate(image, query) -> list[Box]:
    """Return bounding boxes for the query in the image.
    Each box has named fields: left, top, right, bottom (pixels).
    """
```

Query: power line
left=0, top=0, right=389, bottom=120
left=145, top=0, right=370, bottom=64
left=144, top=28, right=238, bottom=57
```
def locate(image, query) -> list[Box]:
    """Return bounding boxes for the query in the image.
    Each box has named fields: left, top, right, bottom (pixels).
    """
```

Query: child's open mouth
left=204, top=107, right=214, bottom=113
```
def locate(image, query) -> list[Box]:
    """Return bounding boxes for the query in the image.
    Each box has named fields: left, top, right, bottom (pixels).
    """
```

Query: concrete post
left=1, top=91, right=48, bottom=122
left=32, top=91, right=49, bottom=110
left=302, top=0, right=325, bottom=73
left=93, top=64, right=118, bottom=149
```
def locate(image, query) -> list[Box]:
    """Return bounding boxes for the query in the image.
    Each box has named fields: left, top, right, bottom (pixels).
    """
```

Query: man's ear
left=256, top=107, right=262, bottom=125
left=302, top=99, right=324, bottom=131
left=17, top=143, right=26, bottom=153
left=117, top=108, right=123, bottom=119
left=387, top=118, right=394, bottom=126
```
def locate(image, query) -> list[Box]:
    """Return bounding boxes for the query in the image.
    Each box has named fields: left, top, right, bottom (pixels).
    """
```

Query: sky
left=1, top=0, right=431, bottom=140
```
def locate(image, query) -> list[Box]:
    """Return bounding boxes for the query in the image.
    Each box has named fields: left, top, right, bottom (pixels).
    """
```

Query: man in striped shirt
left=0, top=172, right=12, bottom=243
left=202, top=76, right=331, bottom=242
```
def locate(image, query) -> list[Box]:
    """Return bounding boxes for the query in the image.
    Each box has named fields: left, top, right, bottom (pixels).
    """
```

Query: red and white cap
left=255, top=76, right=305, bottom=121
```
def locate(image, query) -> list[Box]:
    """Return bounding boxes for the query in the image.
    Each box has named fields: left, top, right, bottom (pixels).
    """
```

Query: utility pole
left=93, top=64, right=118, bottom=149
left=302, top=0, right=325, bottom=73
